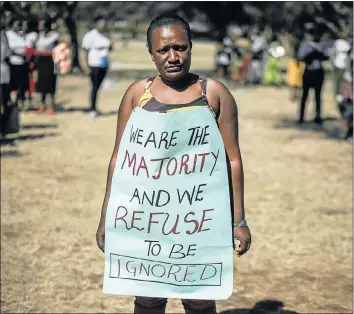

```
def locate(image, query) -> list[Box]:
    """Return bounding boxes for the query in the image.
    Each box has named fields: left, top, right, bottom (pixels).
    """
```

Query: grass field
left=1, top=40, right=352, bottom=313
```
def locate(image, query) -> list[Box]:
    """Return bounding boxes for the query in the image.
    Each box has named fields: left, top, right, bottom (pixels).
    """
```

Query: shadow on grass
left=220, top=300, right=298, bottom=314
left=274, top=116, right=347, bottom=141
left=54, top=106, right=118, bottom=117
left=0, top=149, right=24, bottom=158
left=21, top=123, right=58, bottom=130
left=1, top=132, right=59, bottom=146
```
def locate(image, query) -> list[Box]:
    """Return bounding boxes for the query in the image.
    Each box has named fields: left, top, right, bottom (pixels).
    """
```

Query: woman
left=96, top=15, right=251, bottom=314
left=249, top=29, right=267, bottom=85
left=331, top=30, right=351, bottom=101
left=82, top=16, right=112, bottom=117
left=23, top=18, right=39, bottom=109
left=233, top=31, right=251, bottom=84
left=262, top=34, right=283, bottom=85
left=35, top=19, right=59, bottom=115
left=285, top=31, right=305, bottom=101
left=5, top=17, right=30, bottom=109
left=215, top=43, right=231, bottom=79
left=298, top=30, right=329, bottom=124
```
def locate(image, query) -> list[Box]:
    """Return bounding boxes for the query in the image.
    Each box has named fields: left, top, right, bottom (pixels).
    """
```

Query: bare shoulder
left=122, top=79, right=149, bottom=109
left=206, top=78, right=233, bottom=96
left=205, top=78, right=236, bottom=115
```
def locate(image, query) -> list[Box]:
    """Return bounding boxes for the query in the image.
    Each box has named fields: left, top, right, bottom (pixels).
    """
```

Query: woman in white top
left=82, top=16, right=112, bottom=117
left=5, top=17, right=30, bottom=108
left=331, top=30, right=351, bottom=99
left=35, top=19, right=59, bottom=115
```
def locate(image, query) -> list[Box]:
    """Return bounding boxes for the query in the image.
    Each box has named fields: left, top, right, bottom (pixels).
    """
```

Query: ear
left=150, top=53, right=155, bottom=62
left=189, top=41, right=193, bottom=50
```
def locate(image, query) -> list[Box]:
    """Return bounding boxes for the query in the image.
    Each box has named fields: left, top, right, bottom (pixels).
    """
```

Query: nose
left=168, top=49, right=178, bottom=63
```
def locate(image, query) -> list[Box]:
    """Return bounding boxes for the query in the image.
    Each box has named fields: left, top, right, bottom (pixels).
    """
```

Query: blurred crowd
left=0, top=16, right=70, bottom=137
left=0, top=15, right=352, bottom=141
left=0, top=15, right=113, bottom=139
left=215, top=25, right=353, bottom=139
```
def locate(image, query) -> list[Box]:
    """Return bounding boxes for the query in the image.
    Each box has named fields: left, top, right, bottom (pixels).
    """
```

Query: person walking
left=82, top=16, right=112, bottom=117
left=297, top=29, right=330, bottom=124
left=35, top=19, right=59, bottom=115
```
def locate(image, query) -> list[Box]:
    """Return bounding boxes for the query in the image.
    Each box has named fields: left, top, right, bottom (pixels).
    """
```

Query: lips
left=166, top=65, right=182, bottom=72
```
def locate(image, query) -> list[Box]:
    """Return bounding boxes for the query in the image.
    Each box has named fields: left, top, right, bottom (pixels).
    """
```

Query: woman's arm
left=208, top=79, right=251, bottom=256
left=96, top=80, right=145, bottom=252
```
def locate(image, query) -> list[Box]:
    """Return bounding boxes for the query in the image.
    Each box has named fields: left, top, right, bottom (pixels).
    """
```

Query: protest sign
left=103, top=107, right=233, bottom=300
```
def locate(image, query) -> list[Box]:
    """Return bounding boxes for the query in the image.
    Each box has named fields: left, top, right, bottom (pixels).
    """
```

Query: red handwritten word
left=115, top=206, right=214, bottom=235
left=120, top=150, right=219, bottom=179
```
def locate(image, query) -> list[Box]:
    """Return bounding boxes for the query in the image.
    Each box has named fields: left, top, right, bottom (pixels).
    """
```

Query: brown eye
left=174, top=45, right=187, bottom=51
left=158, top=47, right=169, bottom=54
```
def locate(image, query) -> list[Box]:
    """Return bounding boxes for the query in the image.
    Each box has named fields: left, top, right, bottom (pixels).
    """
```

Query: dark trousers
left=89, top=66, right=107, bottom=111
left=299, top=68, right=324, bottom=121
left=134, top=296, right=216, bottom=314
left=9, top=64, right=29, bottom=102
left=1, top=84, right=10, bottom=135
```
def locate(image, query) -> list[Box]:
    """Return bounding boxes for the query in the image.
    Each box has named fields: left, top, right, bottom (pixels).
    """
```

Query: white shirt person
left=82, top=18, right=112, bottom=116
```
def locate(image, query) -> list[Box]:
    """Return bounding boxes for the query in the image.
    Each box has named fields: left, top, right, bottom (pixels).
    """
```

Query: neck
left=160, top=73, right=192, bottom=90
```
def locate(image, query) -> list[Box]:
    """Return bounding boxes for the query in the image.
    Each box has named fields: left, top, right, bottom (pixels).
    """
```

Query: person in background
left=337, top=49, right=353, bottom=140
left=262, top=34, right=283, bottom=85
left=23, top=17, right=39, bottom=109
left=215, top=43, right=232, bottom=80
left=233, top=31, right=251, bottom=85
left=35, top=19, right=59, bottom=115
left=223, top=35, right=234, bottom=60
left=82, top=16, right=112, bottom=118
left=6, top=17, right=30, bottom=110
left=38, top=19, right=45, bottom=33
left=234, top=30, right=250, bottom=58
left=331, top=30, right=351, bottom=102
left=249, top=27, right=267, bottom=84
left=297, top=29, right=330, bottom=125
left=285, top=29, right=305, bottom=101
left=1, top=29, right=12, bottom=137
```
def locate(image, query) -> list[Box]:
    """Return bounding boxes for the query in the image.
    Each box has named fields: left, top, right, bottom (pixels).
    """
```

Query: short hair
left=27, top=17, right=39, bottom=32
left=44, top=19, right=52, bottom=30
left=146, top=14, right=192, bottom=53
left=93, top=15, right=105, bottom=23
left=8, top=16, right=22, bottom=28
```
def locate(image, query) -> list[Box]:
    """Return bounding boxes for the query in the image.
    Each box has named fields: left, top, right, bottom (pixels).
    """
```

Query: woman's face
left=38, top=20, right=45, bottom=32
left=150, top=24, right=192, bottom=81
left=12, top=20, right=21, bottom=32
left=96, top=20, right=107, bottom=32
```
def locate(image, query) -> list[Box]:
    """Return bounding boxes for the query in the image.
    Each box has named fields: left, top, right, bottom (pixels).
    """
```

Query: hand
left=96, top=221, right=105, bottom=253
left=233, top=226, right=251, bottom=257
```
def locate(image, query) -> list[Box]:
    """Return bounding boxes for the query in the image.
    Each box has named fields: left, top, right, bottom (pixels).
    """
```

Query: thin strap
left=145, top=76, right=156, bottom=92
left=199, top=77, right=216, bottom=118
left=199, top=77, right=207, bottom=96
